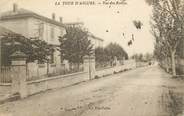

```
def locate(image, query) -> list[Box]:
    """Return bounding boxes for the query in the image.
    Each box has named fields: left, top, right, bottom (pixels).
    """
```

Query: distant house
left=88, top=34, right=104, bottom=48
left=0, top=4, right=66, bottom=65
left=0, top=26, right=14, bottom=35
left=64, top=22, right=104, bottom=49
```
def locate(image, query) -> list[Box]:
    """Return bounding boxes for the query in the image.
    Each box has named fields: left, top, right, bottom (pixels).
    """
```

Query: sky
left=0, top=0, right=154, bottom=56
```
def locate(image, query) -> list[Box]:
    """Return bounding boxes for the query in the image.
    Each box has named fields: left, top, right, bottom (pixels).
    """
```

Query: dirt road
left=0, top=65, right=184, bottom=116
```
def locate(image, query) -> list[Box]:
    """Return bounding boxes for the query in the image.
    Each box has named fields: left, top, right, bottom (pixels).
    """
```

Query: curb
left=0, top=93, right=20, bottom=105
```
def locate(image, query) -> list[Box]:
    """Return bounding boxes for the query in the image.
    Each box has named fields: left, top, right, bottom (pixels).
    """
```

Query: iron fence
left=0, top=66, right=12, bottom=83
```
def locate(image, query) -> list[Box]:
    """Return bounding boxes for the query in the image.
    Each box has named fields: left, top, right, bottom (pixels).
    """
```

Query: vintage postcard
left=0, top=0, right=184, bottom=116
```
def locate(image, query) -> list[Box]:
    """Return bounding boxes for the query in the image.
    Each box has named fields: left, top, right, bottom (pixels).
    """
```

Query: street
left=0, top=65, right=184, bottom=116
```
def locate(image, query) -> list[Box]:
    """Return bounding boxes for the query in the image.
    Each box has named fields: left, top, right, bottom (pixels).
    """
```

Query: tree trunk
left=77, top=62, right=80, bottom=72
left=166, top=57, right=169, bottom=73
left=171, top=51, right=176, bottom=76
left=47, top=62, right=49, bottom=75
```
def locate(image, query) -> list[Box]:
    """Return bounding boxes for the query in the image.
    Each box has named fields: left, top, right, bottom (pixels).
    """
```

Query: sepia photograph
left=0, top=0, right=184, bottom=115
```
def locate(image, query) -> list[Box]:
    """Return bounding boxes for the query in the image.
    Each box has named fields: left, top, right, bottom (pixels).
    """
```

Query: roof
left=64, top=22, right=84, bottom=25
left=0, top=26, right=14, bottom=36
left=0, top=8, right=65, bottom=27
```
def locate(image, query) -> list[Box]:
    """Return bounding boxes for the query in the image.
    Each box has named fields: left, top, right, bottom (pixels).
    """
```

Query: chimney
left=59, top=17, right=63, bottom=23
left=13, top=3, right=18, bottom=12
left=52, top=13, right=55, bottom=20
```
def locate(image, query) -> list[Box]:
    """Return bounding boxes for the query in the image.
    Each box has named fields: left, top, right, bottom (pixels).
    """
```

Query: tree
left=151, top=0, right=184, bottom=76
left=144, top=53, right=153, bottom=61
left=95, top=47, right=111, bottom=67
left=105, top=43, right=128, bottom=61
left=59, top=26, right=93, bottom=64
left=154, top=41, right=171, bottom=71
left=145, top=0, right=157, bottom=5
left=1, top=33, right=54, bottom=65
left=95, top=43, right=128, bottom=68
left=138, top=54, right=143, bottom=61
left=95, top=47, right=108, bottom=63
left=131, top=53, right=143, bottom=62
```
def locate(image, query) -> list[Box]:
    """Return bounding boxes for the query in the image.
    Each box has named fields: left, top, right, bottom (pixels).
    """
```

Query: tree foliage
left=95, top=43, right=128, bottom=67
left=145, top=0, right=157, bottom=5
left=105, top=43, right=128, bottom=60
left=1, top=33, right=54, bottom=65
left=151, top=0, right=184, bottom=75
left=132, top=53, right=153, bottom=62
left=95, top=47, right=110, bottom=64
left=132, top=53, right=143, bottom=61
left=59, top=26, right=93, bottom=64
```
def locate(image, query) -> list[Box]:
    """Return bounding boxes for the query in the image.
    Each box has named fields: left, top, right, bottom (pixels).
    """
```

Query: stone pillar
left=10, top=51, right=28, bottom=98
left=83, top=55, right=95, bottom=80
left=55, top=50, right=61, bottom=73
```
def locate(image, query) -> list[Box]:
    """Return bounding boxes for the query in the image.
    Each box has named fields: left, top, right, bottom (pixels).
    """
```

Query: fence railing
left=0, top=63, right=84, bottom=83
left=0, top=66, right=12, bottom=83
left=26, top=63, right=84, bottom=82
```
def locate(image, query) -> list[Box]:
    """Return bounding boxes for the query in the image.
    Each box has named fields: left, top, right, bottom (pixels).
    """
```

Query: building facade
left=64, top=22, right=104, bottom=49
left=0, top=4, right=66, bottom=65
left=88, top=34, right=104, bottom=49
left=0, top=4, right=104, bottom=67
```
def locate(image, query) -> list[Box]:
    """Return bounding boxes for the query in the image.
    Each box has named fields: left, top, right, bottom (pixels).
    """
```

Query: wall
left=27, top=62, right=39, bottom=79
left=0, top=84, right=11, bottom=95
left=27, top=62, right=58, bottom=80
left=27, top=72, right=88, bottom=95
left=27, top=63, right=47, bottom=78
left=26, top=60, right=136, bottom=96
left=96, top=60, right=136, bottom=77
left=0, top=59, right=136, bottom=97
left=27, top=17, right=65, bottom=64
left=27, top=62, right=84, bottom=81
left=27, top=17, right=66, bottom=45
left=0, top=18, right=29, bottom=37
left=88, top=36, right=103, bottom=48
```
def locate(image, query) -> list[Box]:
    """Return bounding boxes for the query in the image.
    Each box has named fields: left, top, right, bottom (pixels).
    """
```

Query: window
left=38, top=22, right=44, bottom=39
left=50, top=27, right=55, bottom=41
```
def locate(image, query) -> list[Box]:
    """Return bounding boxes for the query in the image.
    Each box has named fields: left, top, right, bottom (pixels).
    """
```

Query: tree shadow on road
left=159, top=88, right=184, bottom=116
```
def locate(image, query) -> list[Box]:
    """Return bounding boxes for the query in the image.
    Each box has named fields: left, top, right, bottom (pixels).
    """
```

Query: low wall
left=96, top=60, right=136, bottom=77
left=27, top=72, right=88, bottom=95
left=0, top=84, right=11, bottom=95
left=0, top=72, right=88, bottom=97
left=0, top=59, right=136, bottom=97
left=27, top=61, right=136, bottom=95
